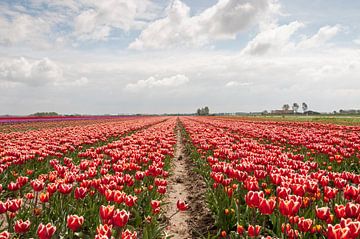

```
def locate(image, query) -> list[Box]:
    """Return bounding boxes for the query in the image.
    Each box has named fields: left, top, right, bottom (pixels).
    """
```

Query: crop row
left=181, top=117, right=360, bottom=239
left=0, top=117, right=180, bottom=238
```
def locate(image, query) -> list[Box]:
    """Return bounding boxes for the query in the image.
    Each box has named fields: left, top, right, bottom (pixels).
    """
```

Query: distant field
left=220, top=115, right=360, bottom=125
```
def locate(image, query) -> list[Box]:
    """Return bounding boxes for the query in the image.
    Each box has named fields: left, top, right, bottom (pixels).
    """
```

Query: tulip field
left=0, top=116, right=360, bottom=238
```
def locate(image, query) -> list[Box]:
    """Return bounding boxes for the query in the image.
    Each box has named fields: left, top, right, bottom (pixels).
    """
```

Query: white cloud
left=225, top=81, right=252, bottom=87
left=297, top=25, right=341, bottom=49
left=242, top=21, right=304, bottom=55
left=355, top=38, right=360, bottom=45
left=129, top=0, right=279, bottom=50
left=125, top=74, right=189, bottom=91
left=0, top=57, right=89, bottom=87
left=0, top=57, right=63, bottom=86
left=73, top=0, right=154, bottom=41
left=242, top=23, right=341, bottom=56
left=0, top=14, right=51, bottom=47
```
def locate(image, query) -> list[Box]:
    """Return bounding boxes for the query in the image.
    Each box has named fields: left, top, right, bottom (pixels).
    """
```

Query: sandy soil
left=164, top=125, right=192, bottom=238
left=165, top=121, right=213, bottom=238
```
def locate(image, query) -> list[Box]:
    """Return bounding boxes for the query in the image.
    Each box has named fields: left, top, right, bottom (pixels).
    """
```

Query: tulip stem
left=168, top=210, right=179, bottom=220
left=115, top=227, right=123, bottom=239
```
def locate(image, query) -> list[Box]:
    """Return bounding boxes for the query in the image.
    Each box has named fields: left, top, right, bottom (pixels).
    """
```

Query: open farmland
left=0, top=116, right=359, bottom=238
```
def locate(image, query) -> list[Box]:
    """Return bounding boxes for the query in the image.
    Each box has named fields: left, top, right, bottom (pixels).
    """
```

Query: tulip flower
left=67, top=215, right=84, bottom=232
left=121, top=229, right=137, bottom=239
left=96, top=224, right=113, bottom=238
left=31, top=179, right=45, bottom=192
left=345, top=202, right=360, bottom=218
left=39, top=192, right=50, bottom=203
left=0, top=231, right=10, bottom=239
left=74, top=187, right=87, bottom=199
left=37, top=223, right=56, bottom=239
left=112, top=209, right=130, bottom=227
left=316, top=206, right=330, bottom=221
left=7, top=199, right=22, bottom=212
left=237, top=225, right=244, bottom=235
left=99, top=205, right=115, bottom=222
left=0, top=201, right=7, bottom=214
left=176, top=200, right=189, bottom=211
left=248, top=225, right=261, bottom=238
left=297, top=218, right=312, bottom=232
left=14, top=219, right=31, bottom=234
left=327, top=224, right=350, bottom=239
left=245, top=191, right=264, bottom=208
left=259, top=198, right=276, bottom=215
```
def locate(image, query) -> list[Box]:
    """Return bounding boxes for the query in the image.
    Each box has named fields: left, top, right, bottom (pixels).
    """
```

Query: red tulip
left=316, top=206, right=330, bottom=221
left=237, top=225, right=244, bottom=235
left=67, top=215, right=84, bottom=232
left=245, top=191, right=264, bottom=208
left=37, top=223, right=56, bottom=239
left=176, top=200, right=189, bottom=211
left=248, top=225, right=261, bottom=238
left=39, top=192, right=50, bottom=203
left=112, top=209, right=130, bottom=227
left=57, top=184, right=73, bottom=194
left=327, top=224, right=350, bottom=239
left=345, top=202, right=360, bottom=218
left=279, top=199, right=300, bottom=217
left=96, top=224, right=112, bottom=238
left=297, top=218, right=312, bottom=232
left=74, top=187, right=87, bottom=199
left=7, top=199, right=22, bottom=212
left=99, top=205, right=115, bottom=222
left=14, top=219, right=31, bottom=234
left=0, top=201, right=7, bottom=214
left=121, top=229, right=137, bottom=239
left=31, top=179, right=44, bottom=192
left=0, top=231, right=10, bottom=239
left=259, top=198, right=276, bottom=215
left=335, top=204, right=346, bottom=219
left=151, top=200, right=161, bottom=214
left=125, top=195, right=137, bottom=207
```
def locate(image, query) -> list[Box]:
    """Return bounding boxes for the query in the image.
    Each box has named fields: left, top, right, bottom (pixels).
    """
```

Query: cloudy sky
left=0, top=0, right=359, bottom=115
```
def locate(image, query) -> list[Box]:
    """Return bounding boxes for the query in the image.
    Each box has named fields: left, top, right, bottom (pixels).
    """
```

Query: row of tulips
left=0, top=117, right=187, bottom=238
left=180, top=117, right=360, bottom=238
left=203, top=117, right=360, bottom=173
left=0, top=117, right=135, bottom=133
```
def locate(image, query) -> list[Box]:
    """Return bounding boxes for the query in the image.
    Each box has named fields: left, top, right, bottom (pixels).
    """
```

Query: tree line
left=282, top=102, right=308, bottom=113
left=196, top=106, right=210, bottom=116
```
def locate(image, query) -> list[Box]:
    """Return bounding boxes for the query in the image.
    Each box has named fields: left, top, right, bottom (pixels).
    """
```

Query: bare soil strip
left=165, top=122, right=213, bottom=238
left=183, top=148, right=214, bottom=238
left=165, top=125, right=191, bottom=238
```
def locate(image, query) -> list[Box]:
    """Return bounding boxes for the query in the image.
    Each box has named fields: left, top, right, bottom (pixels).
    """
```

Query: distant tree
left=282, top=104, right=290, bottom=111
left=31, top=112, right=59, bottom=117
left=302, top=102, right=308, bottom=113
left=196, top=106, right=210, bottom=116
left=292, top=103, right=299, bottom=114
left=204, top=106, right=209, bottom=115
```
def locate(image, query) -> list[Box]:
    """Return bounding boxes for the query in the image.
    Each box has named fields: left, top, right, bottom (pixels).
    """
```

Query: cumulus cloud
left=297, top=25, right=341, bottom=49
left=242, top=22, right=341, bottom=55
left=0, top=14, right=51, bottom=47
left=73, top=0, right=154, bottom=41
left=0, top=57, right=88, bottom=87
left=125, top=74, right=189, bottom=91
left=129, top=0, right=279, bottom=50
left=242, top=21, right=304, bottom=55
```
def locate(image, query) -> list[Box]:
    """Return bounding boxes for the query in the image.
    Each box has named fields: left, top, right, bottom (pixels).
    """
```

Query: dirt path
left=165, top=121, right=213, bottom=238
left=165, top=125, right=191, bottom=238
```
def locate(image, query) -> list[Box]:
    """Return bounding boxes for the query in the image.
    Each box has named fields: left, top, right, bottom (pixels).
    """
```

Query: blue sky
left=0, top=0, right=359, bottom=114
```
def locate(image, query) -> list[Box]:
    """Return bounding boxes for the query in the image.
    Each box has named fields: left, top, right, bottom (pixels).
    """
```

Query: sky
left=0, top=0, right=359, bottom=115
